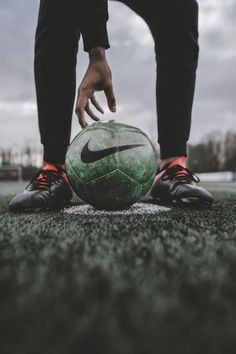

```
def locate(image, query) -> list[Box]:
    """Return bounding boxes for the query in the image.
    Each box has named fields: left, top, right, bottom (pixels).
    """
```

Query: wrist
left=89, top=47, right=106, bottom=62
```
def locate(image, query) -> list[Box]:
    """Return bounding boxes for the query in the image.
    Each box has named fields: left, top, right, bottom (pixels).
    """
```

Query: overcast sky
left=0, top=0, right=235, bottom=151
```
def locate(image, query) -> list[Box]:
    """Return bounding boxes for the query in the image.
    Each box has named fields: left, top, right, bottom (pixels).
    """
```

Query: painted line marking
left=64, top=202, right=171, bottom=216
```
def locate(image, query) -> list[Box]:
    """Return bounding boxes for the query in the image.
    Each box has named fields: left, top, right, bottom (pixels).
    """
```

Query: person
left=8, top=0, right=214, bottom=212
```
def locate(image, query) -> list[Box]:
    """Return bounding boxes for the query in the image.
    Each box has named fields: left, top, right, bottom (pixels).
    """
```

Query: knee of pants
left=36, top=0, right=77, bottom=25
left=152, top=1, right=199, bottom=71
left=34, top=19, right=80, bottom=64
left=34, top=27, right=80, bottom=68
left=35, top=23, right=80, bottom=51
left=166, top=0, right=199, bottom=23
left=35, top=0, right=80, bottom=53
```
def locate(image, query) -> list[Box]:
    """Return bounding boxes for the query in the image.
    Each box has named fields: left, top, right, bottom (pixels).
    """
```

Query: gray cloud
left=0, top=0, right=235, bottom=150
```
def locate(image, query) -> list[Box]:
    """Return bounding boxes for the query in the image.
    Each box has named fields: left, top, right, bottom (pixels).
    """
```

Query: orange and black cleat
left=150, top=157, right=214, bottom=207
left=8, top=162, right=73, bottom=212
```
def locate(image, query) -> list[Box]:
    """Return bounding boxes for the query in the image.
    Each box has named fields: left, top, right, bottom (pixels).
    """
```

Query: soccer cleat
left=8, top=162, right=73, bottom=212
left=150, top=156, right=214, bottom=207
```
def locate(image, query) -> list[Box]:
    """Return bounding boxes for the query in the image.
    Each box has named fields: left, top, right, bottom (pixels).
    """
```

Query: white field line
left=64, top=203, right=170, bottom=216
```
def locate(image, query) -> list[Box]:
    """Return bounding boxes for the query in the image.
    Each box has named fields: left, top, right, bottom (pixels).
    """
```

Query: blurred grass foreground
left=0, top=180, right=236, bottom=353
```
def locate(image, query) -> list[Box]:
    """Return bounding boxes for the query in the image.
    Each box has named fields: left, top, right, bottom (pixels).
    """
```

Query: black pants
left=34, top=0, right=199, bottom=164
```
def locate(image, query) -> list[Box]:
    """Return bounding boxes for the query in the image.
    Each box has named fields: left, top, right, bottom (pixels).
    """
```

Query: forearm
left=89, top=47, right=106, bottom=62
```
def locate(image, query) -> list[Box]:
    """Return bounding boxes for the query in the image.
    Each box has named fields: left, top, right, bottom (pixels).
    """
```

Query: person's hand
left=75, top=47, right=116, bottom=128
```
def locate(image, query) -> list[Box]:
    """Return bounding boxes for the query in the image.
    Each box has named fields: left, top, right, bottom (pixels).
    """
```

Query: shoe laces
left=161, top=164, right=200, bottom=186
left=27, top=169, right=64, bottom=191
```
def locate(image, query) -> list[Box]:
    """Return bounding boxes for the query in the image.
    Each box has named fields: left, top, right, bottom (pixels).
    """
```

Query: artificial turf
left=0, top=182, right=236, bottom=354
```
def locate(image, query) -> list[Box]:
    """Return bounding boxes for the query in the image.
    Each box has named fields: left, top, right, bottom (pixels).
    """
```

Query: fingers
left=76, top=85, right=116, bottom=129
left=75, top=91, right=101, bottom=128
left=75, top=92, right=88, bottom=129
left=85, top=102, right=100, bottom=122
left=104, top=84, right=116, bottom=113
left=90, top=94, right=104, bottom=114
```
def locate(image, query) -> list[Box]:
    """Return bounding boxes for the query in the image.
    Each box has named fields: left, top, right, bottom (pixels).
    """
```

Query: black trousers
left=34, top=0, right=199, bottom=164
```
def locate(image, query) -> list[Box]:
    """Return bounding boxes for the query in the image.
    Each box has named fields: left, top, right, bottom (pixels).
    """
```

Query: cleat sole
left=152, top=196, right=213, bottom=208
left=9, top=200, right=71, bottom=213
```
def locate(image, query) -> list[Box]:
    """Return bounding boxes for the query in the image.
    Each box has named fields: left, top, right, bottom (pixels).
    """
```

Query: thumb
left=104, top=84, right=116, bottom=113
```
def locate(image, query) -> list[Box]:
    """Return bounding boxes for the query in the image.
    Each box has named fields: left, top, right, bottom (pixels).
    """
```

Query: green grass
left=1, top=182, right=236, bottom=354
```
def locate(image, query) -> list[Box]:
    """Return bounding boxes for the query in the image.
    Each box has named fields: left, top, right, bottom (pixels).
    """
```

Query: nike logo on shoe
left=81, top=139, right=146, bottom=163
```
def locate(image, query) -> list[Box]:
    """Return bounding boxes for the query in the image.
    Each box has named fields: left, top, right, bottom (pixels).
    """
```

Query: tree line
left=188, top=131, right=236, bottom=173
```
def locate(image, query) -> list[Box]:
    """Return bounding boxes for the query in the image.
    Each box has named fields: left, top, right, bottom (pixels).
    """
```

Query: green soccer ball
left=65, top=120, right=157, bottom=210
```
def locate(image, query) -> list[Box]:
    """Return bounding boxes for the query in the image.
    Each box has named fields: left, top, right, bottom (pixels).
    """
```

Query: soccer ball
left=65, top=120, right=157, bottom=210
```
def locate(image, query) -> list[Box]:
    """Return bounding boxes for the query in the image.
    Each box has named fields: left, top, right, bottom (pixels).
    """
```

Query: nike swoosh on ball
left=81, top=139, right=146, bottom=163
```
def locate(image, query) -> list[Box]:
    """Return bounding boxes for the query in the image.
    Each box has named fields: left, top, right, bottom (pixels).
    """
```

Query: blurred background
left=0, top=0, right=236, bottom=180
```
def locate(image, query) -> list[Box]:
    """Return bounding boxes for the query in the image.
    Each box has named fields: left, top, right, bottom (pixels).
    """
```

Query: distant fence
left=198, top=172, right=235, bottom=182
left=0, top=165, right=22, bottom=181
left=0, top=165, right=38, bottom=181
